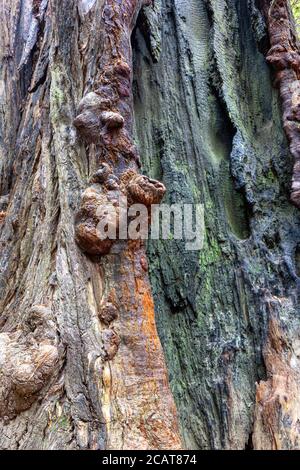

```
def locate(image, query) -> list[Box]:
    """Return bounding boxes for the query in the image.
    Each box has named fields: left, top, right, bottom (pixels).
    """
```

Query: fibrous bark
left=0, top=0, right=181, bottom=450
left=72, top=0, right=181, bottom=449
left=251, top=0, right=300, bottom=449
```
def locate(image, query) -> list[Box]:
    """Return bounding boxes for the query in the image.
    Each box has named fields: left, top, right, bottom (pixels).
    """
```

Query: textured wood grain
left=133, top=0, right=300, bottom=450
left=1, top=0, right=300, bottom=451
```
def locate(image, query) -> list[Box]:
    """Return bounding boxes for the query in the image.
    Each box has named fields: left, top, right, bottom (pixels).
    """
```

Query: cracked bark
left=1, top=0, right=300, bottom=451
left=252, top=0, right=300, bottom=450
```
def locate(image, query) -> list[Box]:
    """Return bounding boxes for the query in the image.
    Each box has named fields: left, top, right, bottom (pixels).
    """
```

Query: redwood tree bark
left=1, top=0, right=300, bottom=451
left=262, top=0, right=300, bottom=208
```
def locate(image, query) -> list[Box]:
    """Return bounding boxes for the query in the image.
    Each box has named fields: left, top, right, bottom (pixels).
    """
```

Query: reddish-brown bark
left=249, top=1, right=300, bottom=449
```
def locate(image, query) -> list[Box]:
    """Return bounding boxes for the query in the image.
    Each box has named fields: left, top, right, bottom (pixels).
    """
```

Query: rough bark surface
left=262, top=0, right=300, bottom=208
left=133, top=0, right=300, bottom=450
left=0, top=0, right=181, bottom=450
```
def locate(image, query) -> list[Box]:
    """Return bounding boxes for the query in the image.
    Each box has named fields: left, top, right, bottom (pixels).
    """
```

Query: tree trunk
left=0, top=0, right=180, bottom=450
left=1, top=0, right=300, bottom=451
left=133, top=0, right=300, bottom=450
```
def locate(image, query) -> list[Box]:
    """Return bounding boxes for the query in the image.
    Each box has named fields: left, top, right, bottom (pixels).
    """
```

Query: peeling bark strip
left=0, top=0, right=181, bottom=450
left=262, top=0, right=300, bottom=207
left=74, top=0, right=181, bottom=449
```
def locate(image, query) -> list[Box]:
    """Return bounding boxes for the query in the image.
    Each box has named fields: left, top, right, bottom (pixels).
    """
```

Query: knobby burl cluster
left=98, top=292, right=120, bottom=361
left=73, top=1, right=166, bottom=256
left=75, top=163, right=166, bottom=255
left=264, top=0, right=300, bottom=207
left=0, top=306, right=59, bottom=420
